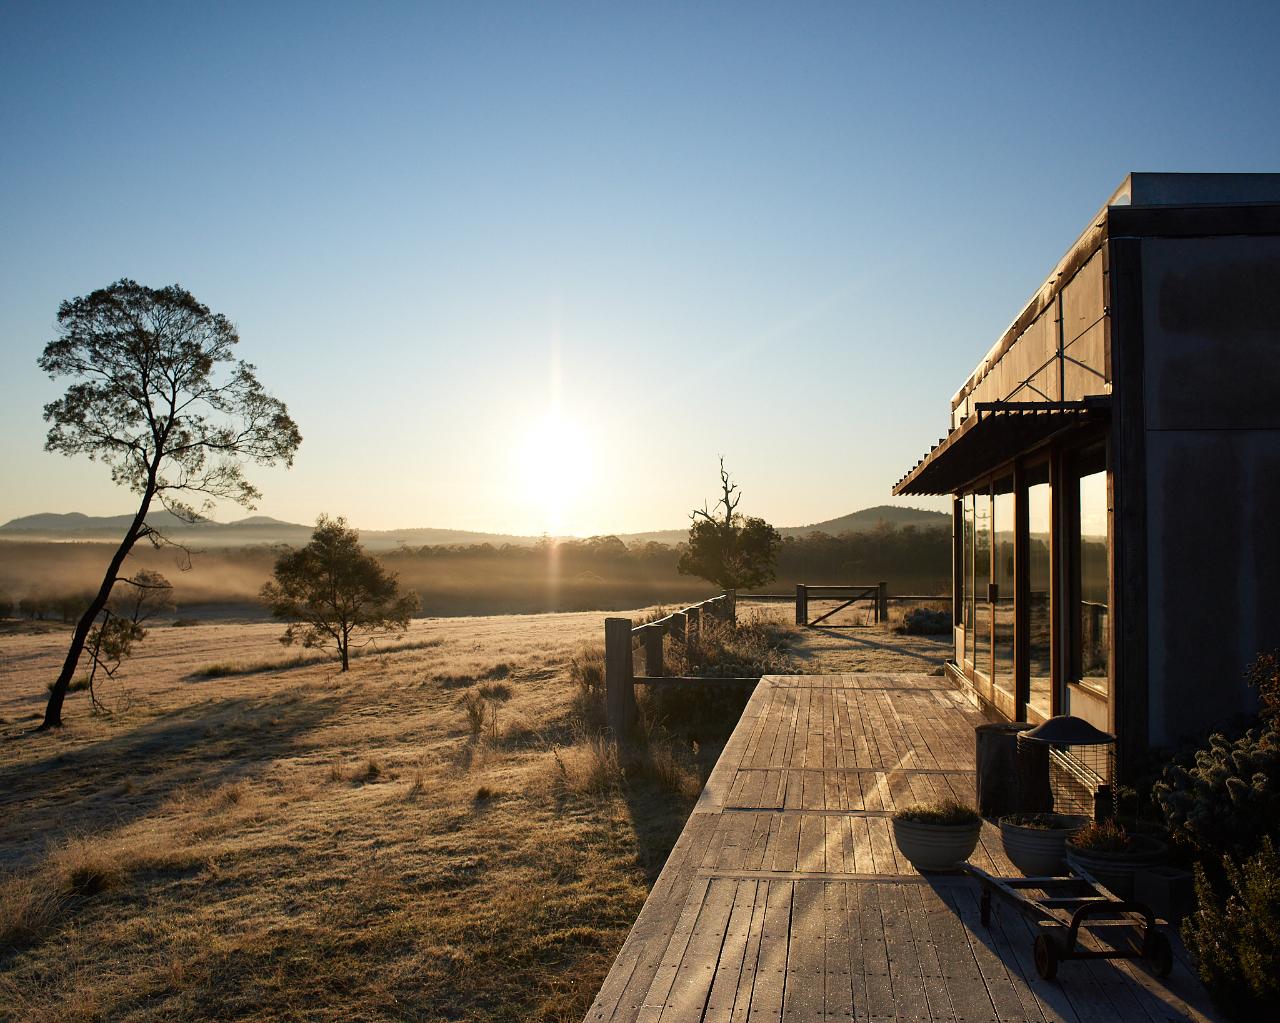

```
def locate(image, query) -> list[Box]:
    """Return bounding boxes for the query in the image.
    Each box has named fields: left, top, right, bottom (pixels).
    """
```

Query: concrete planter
left=998, top=814, right=1089, bottom=876
left=892, top=818, right=982, bottom=872
left=1066, top=833, right=1167, bottom=899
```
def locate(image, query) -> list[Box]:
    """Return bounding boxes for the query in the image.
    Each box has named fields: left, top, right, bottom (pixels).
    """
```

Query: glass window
left=974, top=487, right=992, bottom=679
left=1026, top=463, right=1052, bottom=717
left=1075, top=446, right=1109, bottom=694
left=993, top=476, right=1015, bottom=698
left=964, top=493, right=975, bottom=665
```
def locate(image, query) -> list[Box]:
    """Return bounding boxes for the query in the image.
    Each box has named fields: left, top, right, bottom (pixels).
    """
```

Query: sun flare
left=517, top=413, right=594, bottom=534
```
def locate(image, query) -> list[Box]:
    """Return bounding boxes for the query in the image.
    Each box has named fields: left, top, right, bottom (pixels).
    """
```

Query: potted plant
left=891, top=799, right=983, bottom=871
left=999, top=811, right=1089, bottom=876
left=1065, top=819, right=1167, bottom=899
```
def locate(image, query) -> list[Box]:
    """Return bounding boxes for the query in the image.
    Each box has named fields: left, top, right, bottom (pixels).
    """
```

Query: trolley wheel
left=1034, top=934, right=1061, bottom=981
left=1145, top=930, right=1173, bottom=978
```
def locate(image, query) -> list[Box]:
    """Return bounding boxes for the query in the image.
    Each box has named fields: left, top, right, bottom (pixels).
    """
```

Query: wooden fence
left=603, top=585, right=952, bottom=735
left=605, top=590, right=760, bottom=736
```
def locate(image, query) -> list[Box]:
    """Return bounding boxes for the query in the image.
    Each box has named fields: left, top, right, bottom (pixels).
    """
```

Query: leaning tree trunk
left=40, top=489, right=154, bottom=729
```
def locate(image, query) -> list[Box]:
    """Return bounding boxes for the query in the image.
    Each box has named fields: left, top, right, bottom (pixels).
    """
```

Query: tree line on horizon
left=19, top=278, right=947, bottom=726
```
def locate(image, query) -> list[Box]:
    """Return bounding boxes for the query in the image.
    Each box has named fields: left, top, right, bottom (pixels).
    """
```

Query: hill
left=1, top=504, right=948, bottom=551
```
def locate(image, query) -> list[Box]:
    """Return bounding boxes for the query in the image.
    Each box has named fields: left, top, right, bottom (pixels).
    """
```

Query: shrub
left=893, top=799, right=979, bottom=826
left=895, top=606, right=952, bottom=636
left=1183, top=837, right=1280, bottom=1017
left=1001, top=812, right=1079, bottom=830
left=1246, top=650, right=1280, bottom=726
left=1068, top=819, right=1137, bottom=854
left=1154, top=726, right=1280, bottom=864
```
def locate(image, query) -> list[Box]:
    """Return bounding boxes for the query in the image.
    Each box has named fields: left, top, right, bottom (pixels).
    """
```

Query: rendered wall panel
left=1142, top=236, right=1280, bottom=430
left=1145, top=429, right=1280, bottom=745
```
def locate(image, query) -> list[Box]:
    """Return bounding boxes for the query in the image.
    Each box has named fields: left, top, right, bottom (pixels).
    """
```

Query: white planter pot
left=999, top=814, right=1088, bottom=876
left=891, top=818, right=982, bottom=871
left=1065, top=834, right=1167, bottom=899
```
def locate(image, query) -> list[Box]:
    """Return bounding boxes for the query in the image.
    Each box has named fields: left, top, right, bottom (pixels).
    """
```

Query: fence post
left=877, top=581, right=888, bottom=624
left=605, top=617, right=635, bottom=738
left=687, top=605, right=702, bottom=643
left=669, top=610, right=687, bottom=642
left=796, top=584, right=808, bottom=626
left=725, top=588, right=737, bottom=623
left=643, top=624, right=664, bottom=678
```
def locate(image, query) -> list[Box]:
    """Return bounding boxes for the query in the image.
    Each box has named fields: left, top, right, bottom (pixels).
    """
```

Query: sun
left=517, top=413, right=594, bottom=534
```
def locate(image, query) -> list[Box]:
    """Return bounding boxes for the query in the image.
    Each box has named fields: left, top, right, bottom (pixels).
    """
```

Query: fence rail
left=603, top=584, right=951, bottom=737
left=605, top=591, right=746, bottom=736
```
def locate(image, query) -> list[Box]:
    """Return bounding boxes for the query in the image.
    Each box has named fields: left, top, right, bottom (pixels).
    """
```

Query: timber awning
left=892, top=400, right=1110, bottom=496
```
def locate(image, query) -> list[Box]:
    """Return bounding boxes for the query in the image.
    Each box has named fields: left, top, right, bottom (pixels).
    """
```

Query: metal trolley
left=966, top=862, right=1174, bottom=981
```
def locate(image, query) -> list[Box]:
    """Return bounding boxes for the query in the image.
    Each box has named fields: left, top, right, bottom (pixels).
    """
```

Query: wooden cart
left=965, top=863, right=1174, bottom=981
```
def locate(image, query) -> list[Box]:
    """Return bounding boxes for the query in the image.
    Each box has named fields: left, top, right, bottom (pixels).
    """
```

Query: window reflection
left=1076, top=447, right=1109, bottom=693
left=964, top=494, right=975, bottom=666
left=974, top=488, right=992, bottom=679
left=1026, top=463, right=1052, bottom=717
left=993, top=476, right=1015, bottom=697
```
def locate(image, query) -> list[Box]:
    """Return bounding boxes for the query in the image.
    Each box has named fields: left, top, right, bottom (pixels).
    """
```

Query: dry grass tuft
left=461, top=692, right=488, bottom=736
left=549, top=736, right=624, bottom=797
left=478, top=681, right=512, bottom=702
left=0, top=874, right=66, bottom=950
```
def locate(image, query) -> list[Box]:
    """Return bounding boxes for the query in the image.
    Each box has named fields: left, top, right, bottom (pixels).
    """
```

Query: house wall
left=1141, top=235, right=1280, bottom=746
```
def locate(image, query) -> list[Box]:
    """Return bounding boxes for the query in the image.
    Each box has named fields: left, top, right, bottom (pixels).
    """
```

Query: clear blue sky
left=3, top=1, right=1278, bottom=536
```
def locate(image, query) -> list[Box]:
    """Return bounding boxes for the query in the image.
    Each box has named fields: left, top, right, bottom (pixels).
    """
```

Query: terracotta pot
left=1066, top=833, right=1167, bottom=899
left=892, top=818, right=982, bottom=871
left=999, top=814, right=1089, bottom=876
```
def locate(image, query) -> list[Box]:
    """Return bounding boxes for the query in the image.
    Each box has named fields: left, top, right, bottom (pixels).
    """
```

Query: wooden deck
left=585, top=674, right=1220, bottom=1023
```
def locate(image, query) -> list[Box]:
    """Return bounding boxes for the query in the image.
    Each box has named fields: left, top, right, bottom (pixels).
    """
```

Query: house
left=893, top=173, right=1280, bottom=778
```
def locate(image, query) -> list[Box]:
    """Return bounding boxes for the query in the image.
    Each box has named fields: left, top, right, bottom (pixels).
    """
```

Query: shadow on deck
left=585, top=673, right=1221, bottom=1023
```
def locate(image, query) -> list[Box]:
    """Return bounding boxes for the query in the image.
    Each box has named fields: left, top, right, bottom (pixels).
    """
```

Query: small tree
left=677, top=459, right=781, bottom=591
left=36, top=279, right=301, bottom=728
left=82, top=570, right=175, bottom=714
left=261, top=516, right=420, bottom=671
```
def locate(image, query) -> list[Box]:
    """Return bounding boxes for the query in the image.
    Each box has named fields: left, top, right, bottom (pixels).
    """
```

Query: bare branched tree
left=37, top=279, right=302, bottom=728
left=678, top=458, right=782, bottom=591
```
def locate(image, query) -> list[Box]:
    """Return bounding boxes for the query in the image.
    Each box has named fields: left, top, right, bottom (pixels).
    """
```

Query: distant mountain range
left=0, top=504, right=947, bottom=551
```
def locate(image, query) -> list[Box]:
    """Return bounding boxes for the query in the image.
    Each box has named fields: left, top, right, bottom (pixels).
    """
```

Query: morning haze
left=3, top=4, right=1279, bottom=1022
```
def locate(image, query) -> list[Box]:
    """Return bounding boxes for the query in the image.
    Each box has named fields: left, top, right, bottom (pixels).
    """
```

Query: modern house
left=893, top=173, right=1280, bottom=777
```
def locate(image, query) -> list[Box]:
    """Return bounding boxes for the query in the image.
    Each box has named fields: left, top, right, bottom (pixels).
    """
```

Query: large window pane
left=974, top=488, right=992, bottom=679
left=1026, top=463, right=1052, bottom=717
left=964, top=493, right=975, bottom=665
left=1076, top=447, right=1109, bottom=693
left=993, top=476, right=1015, bottom=697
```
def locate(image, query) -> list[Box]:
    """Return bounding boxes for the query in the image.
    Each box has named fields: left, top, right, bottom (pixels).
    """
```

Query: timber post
left=643, top=625, right=664, bottom=678
left=796, top=584, right=808, bottom=626
left=605, top=617, right=636, bottom=738
left=669, top=610, right=687, bottom=642
left=725, top=588, right=737, bottom=623
left=877, top=581, right=889, bottom=623
left=687, top=605, right=702, bottom=643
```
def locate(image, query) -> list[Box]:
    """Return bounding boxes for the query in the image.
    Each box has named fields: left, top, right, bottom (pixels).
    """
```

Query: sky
left=2, top=1, right=1279, bottom=537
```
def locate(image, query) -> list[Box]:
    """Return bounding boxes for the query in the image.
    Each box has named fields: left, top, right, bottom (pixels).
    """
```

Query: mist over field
left=0, top=521, right=950, bottom=620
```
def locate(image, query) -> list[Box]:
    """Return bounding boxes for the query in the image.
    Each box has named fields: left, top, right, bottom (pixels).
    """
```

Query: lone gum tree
left=37, top=279, right=302, bottom=728
left=677, top=458, right=782, bottom=591
left=261, top=515, right=419, bottom=671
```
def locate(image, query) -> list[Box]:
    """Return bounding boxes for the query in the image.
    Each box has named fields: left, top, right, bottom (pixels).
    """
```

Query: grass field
left=0, top=602, right=948, bottom=1022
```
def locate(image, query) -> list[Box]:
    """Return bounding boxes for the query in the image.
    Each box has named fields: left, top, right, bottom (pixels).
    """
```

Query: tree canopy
left=37, top=279, right=301, bottom=727
left=262, top=516, right=420, bottom=671
left=677, top=460, right=781, bottom=591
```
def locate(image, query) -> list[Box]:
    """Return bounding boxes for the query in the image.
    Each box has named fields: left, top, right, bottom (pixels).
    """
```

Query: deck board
left=585, top=673, right=1222, bottom=1023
